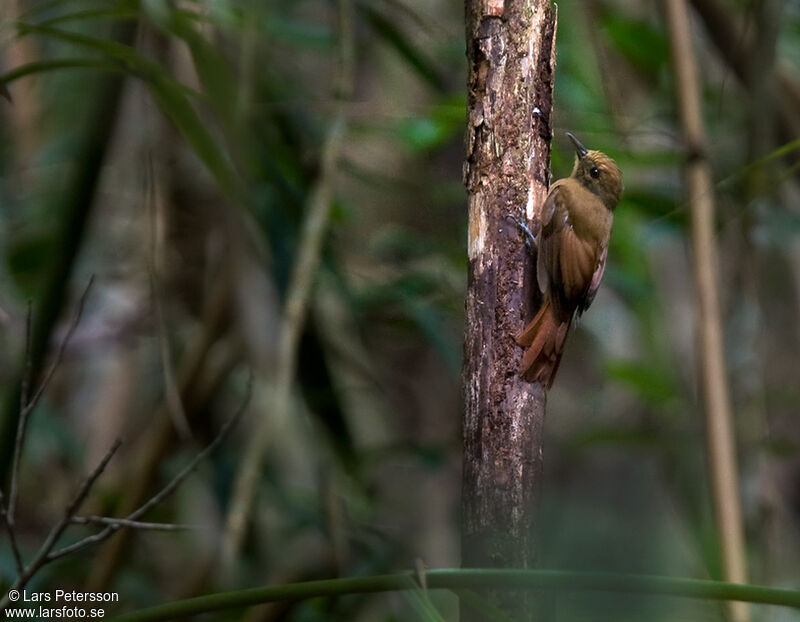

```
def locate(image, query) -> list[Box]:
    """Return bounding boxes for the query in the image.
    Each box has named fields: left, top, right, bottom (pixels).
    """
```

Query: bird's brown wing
left=536, top=184, right=567, bottom=297
left=577, top=244, right=608, bottom=315
left=537, top=184, right=599, bottom=315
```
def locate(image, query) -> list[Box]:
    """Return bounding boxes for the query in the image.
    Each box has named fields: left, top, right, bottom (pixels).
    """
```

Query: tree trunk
left=461, top=1, right=556, bottom=620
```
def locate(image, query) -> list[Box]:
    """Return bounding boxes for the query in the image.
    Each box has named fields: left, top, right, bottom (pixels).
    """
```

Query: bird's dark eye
left=590, top=167, right=600, bottom=179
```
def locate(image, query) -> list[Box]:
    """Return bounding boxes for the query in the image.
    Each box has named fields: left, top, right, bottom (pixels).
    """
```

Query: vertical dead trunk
left=461, top=1, right=556, bottom=620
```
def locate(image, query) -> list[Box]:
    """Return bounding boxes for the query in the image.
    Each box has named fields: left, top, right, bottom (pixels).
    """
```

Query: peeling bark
left=461, top=1, right=556, bottom=620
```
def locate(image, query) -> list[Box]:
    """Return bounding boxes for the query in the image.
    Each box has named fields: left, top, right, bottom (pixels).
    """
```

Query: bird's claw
left=506, top=215, right=537, bottom=251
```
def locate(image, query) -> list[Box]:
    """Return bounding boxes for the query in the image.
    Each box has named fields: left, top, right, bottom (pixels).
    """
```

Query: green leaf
left=1, top=58, right=123, bottom=86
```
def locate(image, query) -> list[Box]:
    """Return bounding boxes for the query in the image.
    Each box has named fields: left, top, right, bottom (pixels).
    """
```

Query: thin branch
left=664, top=2, right=749, bottom=622
left=0, top=489, right=24, bottom=574
left=47, top=371, right=252, bottom=562
left=8, top=276, right=95, bottom=524
left=0, top=439, right=121, bottom=610
left=71, top=516, right=202, bottom=531
left=126, top=372, right=252, bottom=523
left=5, top=439, right=122, bottom=598
left=39, top=439, right=122, bottom=557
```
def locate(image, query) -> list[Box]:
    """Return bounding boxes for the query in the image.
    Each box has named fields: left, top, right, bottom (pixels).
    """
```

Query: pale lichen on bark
left=485, top=0, right=504, bottom=18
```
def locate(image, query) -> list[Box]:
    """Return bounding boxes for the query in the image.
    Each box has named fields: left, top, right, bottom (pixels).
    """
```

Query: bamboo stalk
left=664, top=2, right=749, bottom=621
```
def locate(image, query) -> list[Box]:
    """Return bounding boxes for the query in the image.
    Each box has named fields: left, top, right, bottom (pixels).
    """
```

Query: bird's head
left=567, top=132, right=623, bottom=211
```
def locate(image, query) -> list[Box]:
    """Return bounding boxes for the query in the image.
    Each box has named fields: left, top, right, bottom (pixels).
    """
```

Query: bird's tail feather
left=515, top=297, right=571, bottom=389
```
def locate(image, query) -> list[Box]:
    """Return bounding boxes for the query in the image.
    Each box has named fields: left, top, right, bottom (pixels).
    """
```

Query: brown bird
left=516, top=132, right=623, bottom=388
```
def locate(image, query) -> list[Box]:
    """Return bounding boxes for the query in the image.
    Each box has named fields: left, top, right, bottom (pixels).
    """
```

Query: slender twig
left=0, top=489, right=24, bottom=574
left=38, top=440, right=122, bottom=558
left=664, top=2, right=749, bottom=622
left=4, top=440, right=122, bottom=597
left=126, top=372, right=251, bottom=522
left=9, top=277, right=95, bottom=524
left=223, top=0, right=354, bottom=563
left=47, top=371, right=252, bottom=563
left=0, top=439, right=122, bottom=610
left=71, top=516, right=202, bottom=531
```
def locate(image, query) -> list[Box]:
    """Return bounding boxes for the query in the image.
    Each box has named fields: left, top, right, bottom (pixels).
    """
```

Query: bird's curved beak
left=566, top=132, right=588, bottom=158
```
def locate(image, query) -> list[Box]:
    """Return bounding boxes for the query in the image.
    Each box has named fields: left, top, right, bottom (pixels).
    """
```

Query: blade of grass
left=107, top=569, right=800, bottom=622
left=1, top=58, right=123, bottom=84
left=37, top=5, right=141, bottom=28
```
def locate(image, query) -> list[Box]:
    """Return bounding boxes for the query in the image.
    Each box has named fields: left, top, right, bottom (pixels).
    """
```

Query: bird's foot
left=506, top=215, right=537, bottom=251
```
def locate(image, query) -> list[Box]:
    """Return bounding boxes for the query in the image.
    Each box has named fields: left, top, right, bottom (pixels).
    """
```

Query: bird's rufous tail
left=515, top=297, right=572, bottom=388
